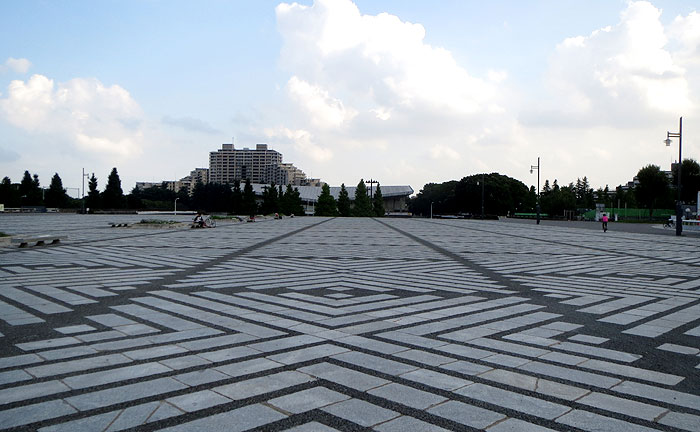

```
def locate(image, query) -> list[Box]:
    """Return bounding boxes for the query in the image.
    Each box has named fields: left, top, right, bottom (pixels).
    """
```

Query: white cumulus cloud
left=264, top=126, right=333, bottom=162
left=287, top=76, right=357, bottom=128
left=0, top=74, right=145, bottom=157
left=540, top=1, right=693, bottom=124
left=274, top=0, right=512, bottom=187
left=2, top=57, right=32, bottom=74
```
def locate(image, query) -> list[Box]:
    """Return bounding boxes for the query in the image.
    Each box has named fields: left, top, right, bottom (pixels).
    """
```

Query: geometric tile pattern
left=0, top=214, right=698, bottom=431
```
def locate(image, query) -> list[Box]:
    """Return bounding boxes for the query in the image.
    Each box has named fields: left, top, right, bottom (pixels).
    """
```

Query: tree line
left=0, top=168, right=386, bottom=217
left=409, top=159, right=700, bottom=219
left=314, top=179, right=385, bottom=217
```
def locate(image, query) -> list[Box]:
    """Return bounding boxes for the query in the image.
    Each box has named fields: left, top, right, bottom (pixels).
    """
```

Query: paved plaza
left=0, top=214, right=698, bottom=431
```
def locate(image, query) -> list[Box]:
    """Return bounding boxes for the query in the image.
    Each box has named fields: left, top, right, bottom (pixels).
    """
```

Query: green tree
left=289, top=186, right=305, bottom=216
left=177, top=186, right=191, bottom=211
left=635, top=164, right=670, bottom=219
left=672, top=158, right=700, bottom=204
left=353, top=179, right=373, bottom=216
left=0, top=177, right=20, bottom=207
left=260, top=183, right=279, bottom=214
left=191, top=180, right=206, bottom=211
left=86, top=173, right=100, bottom=210
left=19, top=171, right=42, bottom=205
left=453, top=173, right=531, bottom=216
left=231, top=180, right=242, bottom=214
left=315, top=183, right=337, bottom=216
left=102, top=168, right=125, bottom=209
left=373, top=183, right=385, bottom=217
left=242, top=178, right=257, bottom=216
left=409, top=181, right=459, bottom=216
left=280, top=184, right=292, bottom=215
left=45, top=173, right=68, bottom=208
left=541, top=179, right=551, bottom=194
left=19, top=171, right=33, bottom=200
left=337, top=183, right=351, bottom=216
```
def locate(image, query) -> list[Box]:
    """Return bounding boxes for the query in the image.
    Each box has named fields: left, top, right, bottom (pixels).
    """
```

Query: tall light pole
left=82, top=168, right=90, bottom=214
left=476, top=174, right=485, bottom=219
left=174, top=197, right=179, bottom=216
left=365, top=179, right=378, bottom=200
left=530, top=157, right=541, bottom=224
left=665, top=117, right=683, bottom=236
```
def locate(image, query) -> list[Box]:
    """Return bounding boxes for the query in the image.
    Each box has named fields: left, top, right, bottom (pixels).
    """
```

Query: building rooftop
left=251, top=184, right=413, bottom=202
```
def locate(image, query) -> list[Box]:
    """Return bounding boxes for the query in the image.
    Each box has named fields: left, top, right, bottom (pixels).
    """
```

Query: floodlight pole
left=530, top=157, right=541, bottom=224
left=665, top=117, right=683, bottom=236
left=365, top=179, right=378, bottom=199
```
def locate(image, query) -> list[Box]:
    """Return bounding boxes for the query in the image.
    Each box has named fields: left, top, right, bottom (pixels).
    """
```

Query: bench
left=683, top=220, right=700, bottom=231
left=11, top=235, right=67, bottom=248
left=109, top=222, right=131, bottom=227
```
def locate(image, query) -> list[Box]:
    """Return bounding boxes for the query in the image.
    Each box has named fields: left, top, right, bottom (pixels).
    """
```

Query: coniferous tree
left=176, top=186, right=190, bottom=211
left=0, top=177, right=19, bottom=207
left=337, top=183, right=351, bottom=217
left=102, top=168, right=125, bottom=209
left=373, top=183, right=385, bottom=217
left=86, top=173, right=101, bottom=210
left=231, top=180, right=242, bottom=214
left=353, top=179, right=372, bottom=217
left=31, top=174, right=43, bottom=205
left=19, top=171, right=42, bottom=205
left=290, top=187, right=305, bottom=216
left=260, top=183, right=279, bottom=214
left=315, top=183, right=337, bottom=216
left=19, top=171, right=32, bottom=198
left=45, top=173, right=68, bottom=208
left=242, top=178, right=257, bottom=216
left=281, top=184, right=293, bottom=215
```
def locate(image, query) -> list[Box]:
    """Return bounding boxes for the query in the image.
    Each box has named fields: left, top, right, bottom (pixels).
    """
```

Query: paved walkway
left=0, top=215, right=698, bottom=431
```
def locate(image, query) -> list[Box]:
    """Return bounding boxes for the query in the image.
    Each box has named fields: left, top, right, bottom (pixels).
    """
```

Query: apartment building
left=209, top=143, right=282, bottom=184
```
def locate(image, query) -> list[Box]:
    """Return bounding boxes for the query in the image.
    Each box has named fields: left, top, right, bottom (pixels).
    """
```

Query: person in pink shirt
left=602, top=213, right=609, bottom=232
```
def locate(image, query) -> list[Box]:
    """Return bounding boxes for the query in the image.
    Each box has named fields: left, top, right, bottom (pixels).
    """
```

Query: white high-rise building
left=209, top=143, right=283, bottom=184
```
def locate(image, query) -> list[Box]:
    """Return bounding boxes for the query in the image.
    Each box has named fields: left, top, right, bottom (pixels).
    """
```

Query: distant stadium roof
left=251, top=184, right=413, bottom=203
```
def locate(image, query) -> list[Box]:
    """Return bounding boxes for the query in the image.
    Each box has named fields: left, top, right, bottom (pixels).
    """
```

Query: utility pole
left=82, top=168, right=90, bottom=214
left=481, top=173, right=485, bottom=219
left=365, top=179, right=378, bottom=200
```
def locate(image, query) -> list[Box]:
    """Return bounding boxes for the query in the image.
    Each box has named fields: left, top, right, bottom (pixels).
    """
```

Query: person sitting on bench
left=193, top=212, right=205, bottom=228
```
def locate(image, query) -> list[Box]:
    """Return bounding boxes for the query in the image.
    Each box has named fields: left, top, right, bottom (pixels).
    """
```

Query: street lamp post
left=365, top=179, right=378, bottom=200
left=530, top=157, right=541, bottom=225
left=174, top=197, right=179, bottom=216
left=665, top=117, right=683, bottom=236
left=476, top=174, right=485, bottom=219
left=82, top=168, right=90, bottom=214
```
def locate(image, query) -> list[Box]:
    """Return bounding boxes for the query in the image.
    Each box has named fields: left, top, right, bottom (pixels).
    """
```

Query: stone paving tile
left=374, top=415, right=451, bottom=432
left=166, top=389, right=231, bottom=412
left=427, top=400, right=506, bottom=430
left=369, top=382, right=448, bottom=409
left=1, top=216, right=699, bottom=432
left=157, top=403, right=286, bottom=431
left=577, top=391, right=668, bottom=421
left=321, top=398, right=400, bottom=427
left=213, top=370, right=315, bottom=400
left=399, top=367, right=473, bottom=391
left=66, top=377, right=188, bottom=411
left=0, top=399, right=77, bottom=429
left=299, top=362, right=390, bottom=391
left=455, top=383, right=571, bottom=420
left=487, top=418, right=559, bottom=431
left=556, top=409, right=659, bottom=432
left=267, top=386, right=350, bottom=414
left=283, top=422, right=341, bottom=431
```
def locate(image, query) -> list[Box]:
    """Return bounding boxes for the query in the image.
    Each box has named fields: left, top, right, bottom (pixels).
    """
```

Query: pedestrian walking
left=602, top=213, right=608, bottom=232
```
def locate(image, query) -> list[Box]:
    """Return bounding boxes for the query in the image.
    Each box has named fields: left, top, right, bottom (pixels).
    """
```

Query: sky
left=0, top=0, right=698, bottom=197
